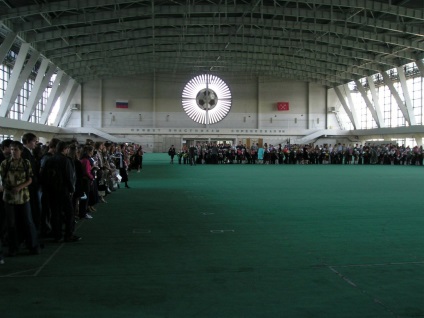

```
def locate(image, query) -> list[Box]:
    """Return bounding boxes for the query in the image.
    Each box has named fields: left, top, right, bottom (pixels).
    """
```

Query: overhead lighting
left=182, top=74, right=232, bottom=125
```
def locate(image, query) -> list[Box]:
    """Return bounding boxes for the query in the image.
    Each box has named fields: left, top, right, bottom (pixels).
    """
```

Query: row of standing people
left=0, top=134, right=141, bottom=265
left=168, top=142, right=424, bottom=165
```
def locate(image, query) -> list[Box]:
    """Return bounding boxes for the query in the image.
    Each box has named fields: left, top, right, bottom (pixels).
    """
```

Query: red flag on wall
left=277, top=102, right=289, bottom=111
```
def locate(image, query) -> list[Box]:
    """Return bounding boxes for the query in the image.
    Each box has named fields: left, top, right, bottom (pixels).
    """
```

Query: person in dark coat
left=21, top=132, right=41, bottom=232
left=168, top=145, right=176, bottom=164
left=43, top=141, right=81, bottom=243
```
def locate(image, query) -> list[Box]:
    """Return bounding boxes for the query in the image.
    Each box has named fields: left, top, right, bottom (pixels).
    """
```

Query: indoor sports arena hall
left=0, top=1, right=423, bottom=317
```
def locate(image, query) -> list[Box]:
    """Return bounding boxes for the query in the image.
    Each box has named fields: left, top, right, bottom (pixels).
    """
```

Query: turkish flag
left=277, top=102, right=289, bottom=111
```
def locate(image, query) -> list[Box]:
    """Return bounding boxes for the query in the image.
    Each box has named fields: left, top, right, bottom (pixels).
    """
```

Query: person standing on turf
left=0, top=141, right=40, bottom=255
left=168, top=145, right=176, bottom=164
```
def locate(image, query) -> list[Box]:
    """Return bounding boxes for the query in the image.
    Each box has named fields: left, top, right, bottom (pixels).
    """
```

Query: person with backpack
left=0, top=141, right=40, bottom=256
left=43, top=141, right=81, bottom=243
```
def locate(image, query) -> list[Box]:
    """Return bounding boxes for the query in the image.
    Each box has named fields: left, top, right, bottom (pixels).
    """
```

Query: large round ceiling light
left=182, top=74, right=232, bottom=125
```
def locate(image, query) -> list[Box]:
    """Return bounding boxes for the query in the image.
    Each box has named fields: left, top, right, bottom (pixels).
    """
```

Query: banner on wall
left=277, top=102, right=289, bottom=111
left=116, top=100, right=129, bottom=108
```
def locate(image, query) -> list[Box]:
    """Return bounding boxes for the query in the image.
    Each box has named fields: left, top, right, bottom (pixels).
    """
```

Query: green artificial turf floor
left=0, top=153, right=423, bottom=318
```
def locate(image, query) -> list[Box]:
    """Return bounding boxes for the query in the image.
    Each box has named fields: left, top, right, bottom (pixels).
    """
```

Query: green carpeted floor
left=1, top=154, right=423, bottom=318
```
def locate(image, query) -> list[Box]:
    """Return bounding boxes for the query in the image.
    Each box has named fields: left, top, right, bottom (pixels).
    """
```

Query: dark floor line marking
left=33, top=243, right=65, bottom=277
left=33, top=218, right=87, bottom=277
left=328, top=266, right=397, bottom=317
left=328, top=266, right=357, bottom=287
left=0, top=268, right=40, bottom=278
left=329, top=261, right=424, bottom=268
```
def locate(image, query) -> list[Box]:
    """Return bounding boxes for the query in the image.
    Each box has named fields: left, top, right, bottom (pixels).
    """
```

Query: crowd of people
left=171, top=141, right=424, bottom=166
left=0, top=132, right=143, bottom=265
left=2, top=135, right=421, bottom=265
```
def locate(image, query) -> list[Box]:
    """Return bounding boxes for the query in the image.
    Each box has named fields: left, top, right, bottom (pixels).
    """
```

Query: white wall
left=103, top=75, right=154, bottom=128
left=75, top=73, right=331, bottom=133
left=66, top=85, right=82, bottom=128
left=309, top=83, right=327, bottom=130
left=258, top=77, right=305, bottom=129
left=327, top=88, right=343, bottom=129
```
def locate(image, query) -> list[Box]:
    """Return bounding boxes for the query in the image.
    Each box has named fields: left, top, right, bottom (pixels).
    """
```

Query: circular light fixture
left=182, top=74, right=232, bottom=125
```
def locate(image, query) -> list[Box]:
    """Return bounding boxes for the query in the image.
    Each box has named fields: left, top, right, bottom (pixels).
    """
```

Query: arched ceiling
left=0, top=0, right=423, bottom=87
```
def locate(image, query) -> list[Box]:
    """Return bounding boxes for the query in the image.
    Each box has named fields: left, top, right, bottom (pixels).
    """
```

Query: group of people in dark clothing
left=0, top=133, right=141, bottom=265
left=171, top=141, right=424, bottom=166
left=274, top=143, right=424, bottom=165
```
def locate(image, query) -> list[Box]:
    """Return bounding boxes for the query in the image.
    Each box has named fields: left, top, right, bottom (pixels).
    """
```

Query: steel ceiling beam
left=0, top=0, right=422, bottom=86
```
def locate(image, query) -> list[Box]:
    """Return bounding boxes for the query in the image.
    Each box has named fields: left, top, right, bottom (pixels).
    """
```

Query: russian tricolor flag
left=116, top=100, right=129, bottom=109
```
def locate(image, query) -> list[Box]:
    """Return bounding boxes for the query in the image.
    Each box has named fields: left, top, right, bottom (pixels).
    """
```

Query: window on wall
left=406, top=63, right=423, bottom=125
left=30, top=100, right=41, bottom=123
left=411, top=76, right=423, bottom=125
left=360, top=78, right=377, bottom=129
left=9, top=79, right=34, bottom=121
left=348, top=79, right=377, bottom=129
left=47, top=74, right=59, bottom=125
left=0, top=51, right=55, bottom=124
left=30, top=78, right=52, bottom=124
left=339, top=60, right=422, bottom=130
left=379, top=82, right=395, bottom=127
left=337, top=107, right=354, bottom=130
left=0, top=64, right=11, bottom=104
left=0, top=134, right=14, bottom=143
left=389, top=68, right=408, bottom=127
left=391, top=138, right=417, bottom=148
